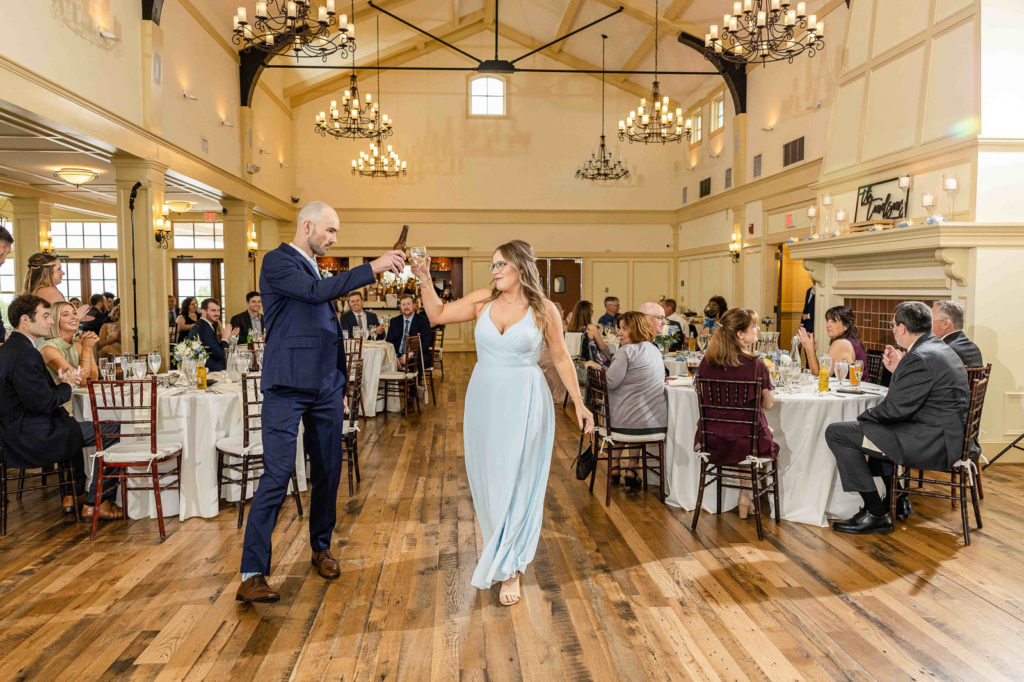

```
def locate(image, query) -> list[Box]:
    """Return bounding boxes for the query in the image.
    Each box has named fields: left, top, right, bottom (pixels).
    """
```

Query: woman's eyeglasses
left=488, top=261, right=513, bottom=274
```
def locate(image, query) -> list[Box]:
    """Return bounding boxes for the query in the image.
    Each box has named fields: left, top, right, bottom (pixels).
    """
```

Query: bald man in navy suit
left=236, top=201, right=405, bottom=604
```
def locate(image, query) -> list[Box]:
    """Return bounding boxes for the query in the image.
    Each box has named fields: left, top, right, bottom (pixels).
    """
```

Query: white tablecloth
left=359, top=343, right=392, bottom=417
left=664, top=382, right=887, bottom=527
left=72, top=379, right=307, bottom=521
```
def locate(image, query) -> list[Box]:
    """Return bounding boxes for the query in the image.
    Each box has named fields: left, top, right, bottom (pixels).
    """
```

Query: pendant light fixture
left=577, top=35, right=630, bottom=181
left=352, top=17, right=407, bottom=178
left=618, top=0, right=692, bottom=145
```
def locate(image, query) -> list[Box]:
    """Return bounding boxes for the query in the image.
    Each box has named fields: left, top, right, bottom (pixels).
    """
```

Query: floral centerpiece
left=173, top=338, right=208, bottom=363
left=654, top=328, right=681, bottom=354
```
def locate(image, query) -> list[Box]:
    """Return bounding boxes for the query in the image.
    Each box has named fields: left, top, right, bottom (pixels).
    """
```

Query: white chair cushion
left=380, top=371, right=416, bottom=380
left=597, top=426, right=667, bottom=443
left=215, top=433, right=263, bottom=456
left=98, top=436, right=183, bottom=463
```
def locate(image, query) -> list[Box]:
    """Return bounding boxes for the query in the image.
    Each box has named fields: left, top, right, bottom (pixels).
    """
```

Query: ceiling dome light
left=163, top=200, right=195, bottom=214
left=53, top=168, right=98, bottom=187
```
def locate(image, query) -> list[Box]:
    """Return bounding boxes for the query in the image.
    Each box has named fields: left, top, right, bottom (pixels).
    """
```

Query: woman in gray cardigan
left=585, top=311, right=668, bottom=487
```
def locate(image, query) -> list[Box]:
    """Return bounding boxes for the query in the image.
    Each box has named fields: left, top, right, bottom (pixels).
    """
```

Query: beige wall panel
left=873, top=0, right=930, bottom=57
left=740, top=246, right=765, bottom=313
left=159, top=2, right=243, bottom=175
left=632, top=260, right=671, bottom=308
left=862, top=47, right=926, bottom=161
left=590, top=261, right=629, bottom=309
left=338, top=221, right=674, bottom=255
left=980, top=0, right=1024, bottom=139
left=676, top=258, right=692, bottom=309
left=823, top=77, right=866, bottom=173
left=922, top=21, right=977, bottom=145
left=935, top=0, right=973, bottom=22
left=844, top=0, right=875, bottom=70
left=976, top=151, right=1024, bottom=222
left=745, top=200, right=763, bottom=238
left=0, top=0, right=144, bottom=124
left=679, top=210, right=731, bottom=250
left=251, top=86, right=294, bottom=197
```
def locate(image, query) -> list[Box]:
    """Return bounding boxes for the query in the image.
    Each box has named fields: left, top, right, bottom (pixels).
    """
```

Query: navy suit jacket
left=188, top=319, right=228, bottom=372
left=260, top=243, right=375, bottom=392
left=339, top=310, right=379, bottom=335
left=0, top=332, right=75, bottom=468
left=386, top=313, right=433, bottom=368
left=858, top=334, right=969, bottom=471
left=942, top=330, right=983, bottom=368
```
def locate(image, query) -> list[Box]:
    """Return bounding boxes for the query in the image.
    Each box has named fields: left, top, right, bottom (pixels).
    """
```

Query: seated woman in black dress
left=797, top=305, right=870, bottom=381
left=694, top=307, right=779, bottom=518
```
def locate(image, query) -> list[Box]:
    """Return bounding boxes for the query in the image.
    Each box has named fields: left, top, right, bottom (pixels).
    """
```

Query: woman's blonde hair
left=48, top=301, right=72, bottom=340
left=618, top=311, right=657, bottom=343
left=489, top=240, right=549, bottom=334
left=705, top=308, right=755, bottom=368
left=24, top=253, right=60, bottom=294
left=108, top=304, right=121, bottom=323
left=566, top=300, right=593, bottom=332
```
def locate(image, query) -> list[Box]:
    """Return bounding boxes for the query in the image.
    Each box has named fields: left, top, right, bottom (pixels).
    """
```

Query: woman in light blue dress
left=413, top=240, right=593, bottom=605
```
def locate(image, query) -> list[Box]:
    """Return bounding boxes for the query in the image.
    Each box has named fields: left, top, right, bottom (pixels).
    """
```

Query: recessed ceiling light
left=53, top=168, right=98, bottom=186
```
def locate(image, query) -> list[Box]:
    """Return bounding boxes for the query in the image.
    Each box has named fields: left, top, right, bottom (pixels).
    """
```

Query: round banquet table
left=664, top=381, right=887, bottom=527
left=72, top=377, right=307, bottom=521
left=359, top=341, right=393, bottom=417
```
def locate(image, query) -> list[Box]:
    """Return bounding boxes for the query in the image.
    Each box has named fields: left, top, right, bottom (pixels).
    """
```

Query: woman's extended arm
left=543, top=301, right=593, bottom=433
left=411, top=256, right=490, bottom=325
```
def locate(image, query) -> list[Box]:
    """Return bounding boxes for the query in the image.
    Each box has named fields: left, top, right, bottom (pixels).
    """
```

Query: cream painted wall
left=0, top=0, right=144, bottom=126
left=292, top=32, right=686, bottom=211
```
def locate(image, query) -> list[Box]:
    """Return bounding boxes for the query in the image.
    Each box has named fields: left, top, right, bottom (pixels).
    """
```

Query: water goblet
left=148, top=352, right=162, bottom=377
left=697, top=335, right=709, bottom=352
left=850, top=360, right=864, bottom=386
left=99, top=358, right=111, bottom=380
left=835, top=360, right=849, bottom=387
left=133, top=358, right=147, bottom=381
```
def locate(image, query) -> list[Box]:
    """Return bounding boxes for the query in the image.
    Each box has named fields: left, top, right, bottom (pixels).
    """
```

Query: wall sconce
left=181, top=89, right=198, bottom=101
left=898, top=174, right=911, bottom=189
left=247, top=223, right=259, bottom=262
left=40, top=229, right=56, bottom=255
left=219, top=119, right=234, bottom=128
left=761, top=126, right=775, bottom=132
left=98, top=29, right=120, bottom=41
left=155, top=216, right=171, bottom=248
left=728, top=232, right=741, bottom=262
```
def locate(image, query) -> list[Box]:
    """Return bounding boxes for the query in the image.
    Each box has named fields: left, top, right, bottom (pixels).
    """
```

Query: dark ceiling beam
left=676, top=32, right=747, bottom=115
left=141, top=0, right=164, bottom=24
left=240, top=50, right=276, bottom=108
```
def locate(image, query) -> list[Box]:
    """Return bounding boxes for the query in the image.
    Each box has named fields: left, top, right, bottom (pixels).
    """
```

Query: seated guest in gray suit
left=932, top=300, right=983, bottom=368
left=824, top=301, right=969, bottom=535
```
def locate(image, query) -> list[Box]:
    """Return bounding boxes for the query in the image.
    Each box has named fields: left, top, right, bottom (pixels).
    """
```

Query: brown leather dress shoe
left=312, top=549, right=341, bottom=580
left=82, top=500, right=125, bottom=520
left=62, top=494, right=85, bottom=513
left=235, top=575, right=280, bottom=603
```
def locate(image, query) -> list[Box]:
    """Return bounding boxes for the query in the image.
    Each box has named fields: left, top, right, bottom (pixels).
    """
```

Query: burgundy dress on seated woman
left=694, top=354, right=780, bottom=465
left=849, top=336, right=870, bottom=382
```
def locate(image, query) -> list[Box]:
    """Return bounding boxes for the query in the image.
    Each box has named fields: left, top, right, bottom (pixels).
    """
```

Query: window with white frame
left=173, top=221, right=224, bottom=249
left=56, top=261, right=83, bottom=301
left=0, top=257, right=15, bottom=325
left=469, top=76, right=505, bottom=116
left=50, top=221, right=118, bottom=250
left=89, top=260, right=118, bottom=296
left=711, top=94, right=725, bottom=132
left=691, top=109, right=703, bottom=143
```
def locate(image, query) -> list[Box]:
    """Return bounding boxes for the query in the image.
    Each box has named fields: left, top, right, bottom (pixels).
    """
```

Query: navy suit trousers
left=240, top=384, right=345, bottom=575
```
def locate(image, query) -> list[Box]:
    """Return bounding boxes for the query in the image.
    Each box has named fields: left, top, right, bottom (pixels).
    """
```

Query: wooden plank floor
left=2, top=352, right=1023, bottom=680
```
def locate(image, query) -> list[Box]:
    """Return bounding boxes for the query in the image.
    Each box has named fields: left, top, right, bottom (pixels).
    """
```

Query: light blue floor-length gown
left=464, top=301, right=555, bottom=589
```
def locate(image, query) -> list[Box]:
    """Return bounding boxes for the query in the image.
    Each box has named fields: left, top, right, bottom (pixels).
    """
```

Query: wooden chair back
left=865, top=350, right=886, bottom=386
left=240, top=373, right=262, bottom=449
left=960, top=376, right=989, bottom=464
left=405, top=334, right=423, bottom=374
left=345, top=359, right=363, bottom=429
left=86, top=378, right=158, bottom=454
left=694, top=377, right=763, bottom=461
left=966, top=364, right=991, bottom=385
left=585, top=366, right=613, bottom=433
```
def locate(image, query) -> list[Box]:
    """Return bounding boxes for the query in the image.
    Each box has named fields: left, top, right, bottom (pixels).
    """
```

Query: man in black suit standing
left=188, top=298, right=236, bottom=371
left=0, top=295, right=122, bottom=518
left=229, top=291, right=265, bottom=343
left=801, top=286, right=815, bottom=332
left=386, top=294, right=433, bottom=371
left=932, top=300, right=983, bottom=368
left=339, top=291, right=384, bottom=337
left=824, top=301, right=969, bottom=534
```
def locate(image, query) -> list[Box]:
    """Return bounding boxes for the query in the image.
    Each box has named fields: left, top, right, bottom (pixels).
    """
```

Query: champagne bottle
left=393, top=224, right=409, bottom=254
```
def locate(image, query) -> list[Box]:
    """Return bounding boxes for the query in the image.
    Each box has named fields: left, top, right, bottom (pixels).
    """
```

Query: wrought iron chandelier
left=231, top=1, right=355, bottom=61
left=703, top=1, right=825, bottom=65
left=352, top=18, right=407, bottom=178
left=618, top=0, right=691, bottom=145
left=578, top=36, right=629, bottom=182
left=314, top=64, right=393, bottom=139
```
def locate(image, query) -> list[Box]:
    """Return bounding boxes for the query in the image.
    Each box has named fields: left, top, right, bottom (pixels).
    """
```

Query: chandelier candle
left=704, top=0, right=824, bottom=65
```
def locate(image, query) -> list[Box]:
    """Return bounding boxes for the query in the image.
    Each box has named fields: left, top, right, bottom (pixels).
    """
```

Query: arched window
left=469, top=75, right=506, bottom=116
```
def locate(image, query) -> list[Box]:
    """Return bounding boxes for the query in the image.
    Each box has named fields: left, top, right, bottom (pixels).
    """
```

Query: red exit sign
left=204, top=211, right=217, bottom=222
left=785, top=213, right=793, bottom=227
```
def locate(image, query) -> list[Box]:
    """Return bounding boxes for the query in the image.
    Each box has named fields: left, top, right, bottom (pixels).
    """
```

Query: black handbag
left=572, top=430, right=596, bottom=481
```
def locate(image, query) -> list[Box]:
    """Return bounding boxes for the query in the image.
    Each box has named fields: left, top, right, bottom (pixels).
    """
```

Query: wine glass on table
left=850, top=360, right=863, bottom=387
left=148, top=351, right=162, bottom=377
left=697, top=334, right=709, bottom=352
left=132, top=357, right=147, bottom=381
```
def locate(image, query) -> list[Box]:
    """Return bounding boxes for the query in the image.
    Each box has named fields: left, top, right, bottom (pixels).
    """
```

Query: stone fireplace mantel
left=789, top=222, right=1024, bottom=462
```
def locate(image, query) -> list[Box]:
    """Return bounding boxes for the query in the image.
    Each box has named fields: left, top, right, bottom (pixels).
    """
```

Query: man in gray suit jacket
left=932, top=300, right=983, bottom=368
left=825, top=301, right=969, bottom=534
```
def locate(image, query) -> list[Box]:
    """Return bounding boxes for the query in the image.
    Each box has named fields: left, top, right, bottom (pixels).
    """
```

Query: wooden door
left=546, top=258, right=581, bottom=314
